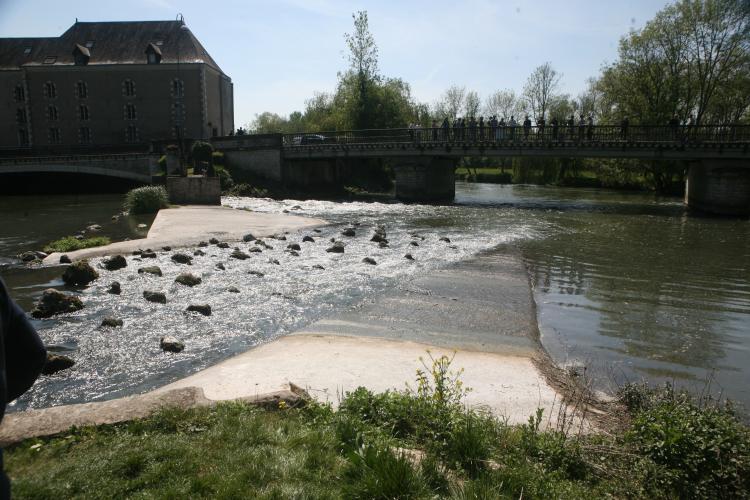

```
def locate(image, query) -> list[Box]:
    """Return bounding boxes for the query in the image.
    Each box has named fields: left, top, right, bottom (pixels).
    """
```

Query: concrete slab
left=42, top=205, right=326, bottom=265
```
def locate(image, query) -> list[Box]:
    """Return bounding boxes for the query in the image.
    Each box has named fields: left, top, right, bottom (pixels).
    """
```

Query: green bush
left=44, top=236, right=111, bottom=254
left=621, top=383, right=750, bottom=498
left=224, top=183, right=268, bottom=198
left=124, top=186, right=169, bottom=214
left=191, top=141, right=213, bottom=164
left=213, top=165, right=234, bottom=191
left=212, top=151, right=225, bottom=166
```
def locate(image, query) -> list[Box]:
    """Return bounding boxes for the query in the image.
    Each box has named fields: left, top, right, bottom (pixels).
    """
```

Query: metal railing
left=282, top=125, right=750, bottom=148
left=0, top=152, right=153, bottom=166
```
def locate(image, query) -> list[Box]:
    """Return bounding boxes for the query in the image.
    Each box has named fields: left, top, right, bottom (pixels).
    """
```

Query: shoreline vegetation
left=6, top=356, right=749, bottom=499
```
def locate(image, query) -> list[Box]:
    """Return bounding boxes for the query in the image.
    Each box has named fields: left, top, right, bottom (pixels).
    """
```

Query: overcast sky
left=0, top=0, right=673, bottom=127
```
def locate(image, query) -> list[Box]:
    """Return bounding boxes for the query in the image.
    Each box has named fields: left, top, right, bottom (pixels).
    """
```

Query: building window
left=14, top=85, right=25, bottom=102
left=75, top=81, right=88, bottom=99
left=79, top=127, right=91, bottom=144
left=147, top=52, right=159, bottom=64
left=123, top=79, right=135, bottom=97
left=23, top=47, right=32, bottom=55
left=47, top=105, right=58, bottom=121
left=79, top=104, right=89, bottom=121
left=43, top=81, right=56, bottom=99
left=172, top=79, right=184, bottom=98
left=145, top=43, right=162, bottom=64
left=42, top=56, right=57, bottom=64
left=172, top=102, right=185, bottom=124
left=16, top=108, right=27, bottom=124
left=126, top=125, right=139, bottom=143
left=125, top=103, right=137, bottom=120
left=49, top=127, right=61, bottom=144
left=18, top=129, right=29, bottom=147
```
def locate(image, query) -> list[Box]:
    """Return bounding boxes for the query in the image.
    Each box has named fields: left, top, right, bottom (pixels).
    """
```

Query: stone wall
left=394, top=157, right=456, bottom=202
left=166, top=176, right=220, bottom=205
left=686, top=160, right=750, bottom=216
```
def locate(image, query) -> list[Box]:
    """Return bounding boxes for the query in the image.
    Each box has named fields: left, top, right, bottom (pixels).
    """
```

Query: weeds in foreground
left=6, top=356, right=750, bottom=499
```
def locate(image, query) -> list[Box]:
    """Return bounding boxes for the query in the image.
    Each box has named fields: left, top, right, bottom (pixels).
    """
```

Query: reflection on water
left=0, top=184, right=748, bottom=410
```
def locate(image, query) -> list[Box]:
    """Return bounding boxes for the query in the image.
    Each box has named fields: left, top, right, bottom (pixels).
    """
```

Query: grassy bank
left=6, top=357, right=749, bottom=499
left=43, top=236, right=111, bottom=254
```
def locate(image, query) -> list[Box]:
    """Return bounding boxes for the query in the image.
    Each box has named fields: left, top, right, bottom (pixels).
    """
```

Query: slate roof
left=0, top=21, right=224, bottom=73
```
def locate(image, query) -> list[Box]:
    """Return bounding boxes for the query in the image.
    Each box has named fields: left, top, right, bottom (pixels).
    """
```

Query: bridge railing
left=282, top=125, right=750, bottom=148
left=0, top=152, right=154, bottom=166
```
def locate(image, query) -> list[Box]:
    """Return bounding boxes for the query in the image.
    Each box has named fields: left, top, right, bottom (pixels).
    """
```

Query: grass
left=6, top=356, right=750, bottom=499
left=43, top=236, right=111, bottom=254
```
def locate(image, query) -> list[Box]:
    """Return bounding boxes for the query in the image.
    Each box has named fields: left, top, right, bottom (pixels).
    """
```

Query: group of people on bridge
left=407, top=114, right=600, bottom=143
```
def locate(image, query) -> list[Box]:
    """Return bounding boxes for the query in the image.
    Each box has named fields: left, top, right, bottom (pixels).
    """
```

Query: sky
left=0, top=0, right=674, bottom=127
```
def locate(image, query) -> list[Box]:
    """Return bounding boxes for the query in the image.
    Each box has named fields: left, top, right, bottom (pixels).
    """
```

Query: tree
left=432, top=85, right=467, bottom=121
left=484, top=89, right=523, bottom=119
left=343, top=11, right=380, bottom=129
left=464, top=91, right=481, bottom=118
left=522, top=62, right=562, bottom=120
left=249, top=112, right=289, bottom=134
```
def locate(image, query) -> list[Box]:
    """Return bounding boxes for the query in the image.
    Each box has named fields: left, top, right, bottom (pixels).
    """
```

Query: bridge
left=0, top=153, right=156, bottom=183
left=216, top=125, right=750, bottom=215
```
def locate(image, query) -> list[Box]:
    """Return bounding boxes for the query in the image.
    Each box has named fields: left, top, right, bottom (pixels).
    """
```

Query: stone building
left=0, top=20, right=233, bottom=151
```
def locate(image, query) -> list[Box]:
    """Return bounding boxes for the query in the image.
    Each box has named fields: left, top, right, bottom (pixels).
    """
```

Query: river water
left=0, top=183, right=748, bottom=412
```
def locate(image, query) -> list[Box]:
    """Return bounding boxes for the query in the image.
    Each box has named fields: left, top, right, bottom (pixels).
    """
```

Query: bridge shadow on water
left=0, top=172, right=144, bottom=195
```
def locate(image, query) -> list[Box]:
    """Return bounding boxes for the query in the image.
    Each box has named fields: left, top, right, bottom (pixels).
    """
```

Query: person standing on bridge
left=620, top=117, right=629, bottom=140
left=498, top=117, right=506, bottom=140
left=523, top=116, right=532, bottom=140
left=567, top=115, right=575, bottom=140
left=537, top=116, right=546, bottom=140
left=490, top=116, right=498, bottom=142
left=460, top=118, right=467, bottom=141
left=669, top=114, right=680, bottom=141
left=509, top=116, right=517, bottom=141
left=578, top=114, right=586, bottom=141
left=478, top=117, right=485, bottom=141
left=587, top=115, right=594, bottom=141
left=551, top=116, right=559, bottom=141
left=442, top=117, right=450, bottom=142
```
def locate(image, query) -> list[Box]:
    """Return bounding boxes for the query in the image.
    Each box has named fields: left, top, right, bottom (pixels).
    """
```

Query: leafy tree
left=522, top=62, right=562, bottom=120
left=343, top=11, right=380, bottom=129
left=484, top=89, right=524, bottom=119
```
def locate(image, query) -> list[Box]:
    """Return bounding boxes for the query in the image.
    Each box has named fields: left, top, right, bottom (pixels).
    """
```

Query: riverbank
left=41, top=205, right=326, bottom=265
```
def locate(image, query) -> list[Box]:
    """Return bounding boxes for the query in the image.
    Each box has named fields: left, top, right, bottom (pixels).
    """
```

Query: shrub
left=44, top=236, right=111, bottom=254
left=225, top=183, right=268, bottom=198
left=342, top=443, right=426, bottom=499
left=124, top=186, right=169, bottom=214
left=191, top=141, right=213, bottom=164
left=622, top=383, right=750, bottom=498
left=213, top=165, right=234, bottom=191
left=212, top=151, right=225, bottom=166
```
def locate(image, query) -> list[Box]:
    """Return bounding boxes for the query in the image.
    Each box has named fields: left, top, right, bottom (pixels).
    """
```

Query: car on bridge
left=291, top=134, right=329, bottom=145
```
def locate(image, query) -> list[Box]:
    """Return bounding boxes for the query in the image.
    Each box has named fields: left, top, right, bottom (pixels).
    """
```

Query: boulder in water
left=326, top=241, right=345, bottom=253
left=143, top=290, right=167, bottom=304
left=186, top=304, right=212, bottom=316
left=137, top=266, right=162, bottom=277
left=248, top=270, right=265, bottom=277
left=175, top=272, right=202, bottom=287
left=42, top=353, right=75, bottom=375
left=59, top=254, right=72, bottom=264
left=31, top=289, right=84, bottom=318
left=302, top=235, right=315, bottom=243
left=171, top=253, right=192, bottom=265
left=439, top=237, right=451, bottom=243
left=227, top=286, right=240, bottom=293
left=217, top=242, right=230, bottom=249
left=215, top=263, right=226, bottom=271
left=312, top=264, right=325, bottom=270
left=160, top=336, right=184, bottom=353
left=108, top=281, right=122, bottom=294
left=243, top=233, right=256, bottom=242
left=198, top=241, right=209, bottom=247
left=101, top=317, right=123, bottom=328
left=342, top=228, right=356, bottom=237
left=62, top=260, right=99, bottom=287
left=287, top=243, right=301, bottom=251
left=230, top=249, right=250, bottom=260
left=193, top=249, right=206, bottom=256
left=362, top=257, right=377, bottom=265
left=141, top=251, right=157, bottom=259
left=102, top=255, right=127, bottom=271
left=404, top=254, right=415, bottom=261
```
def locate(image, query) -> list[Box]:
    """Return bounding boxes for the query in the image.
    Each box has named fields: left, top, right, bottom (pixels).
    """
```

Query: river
left=0, top=183, right=748, bottom=412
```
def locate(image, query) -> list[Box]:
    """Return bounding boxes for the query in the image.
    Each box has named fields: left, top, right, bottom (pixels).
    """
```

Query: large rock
left=215, top=263, right=226, bottom=271
left=107, top=281, right=122, bottom=294
left=141, top=251, right=157, bottom=259
left=102, top=255, right=127, bottom=271
left=248, top=247, right=263, bottom=253
left=227, top=286, right=241, bottom=293
left=101, top=317, right=123, bottom=328
left=160, top=336, right=184, bottom=353
left=302, top=235, right=315, bottom=243
left=171, top=253, right=193, bottom=265
left=404, top=254, right=415, bottom=261
left=326, top=241, right=345, bottom=253
left=362, top=257, right=377, bottom=265
left=42, top=353, right=75, bottom=375
left=59, top=254, right=71, bottom=264
left=217, top=242, right=230, bottom=249
left=143, top=291, right=167, bottom=304
left=287, top=243, right=301, bottom=251
left=341, top=228, right=356, bottom=237
left=31, top=289, right=84, bottom=318
left=186, top=304, right=212, bottom=316
left=175, top=273, right=202, bottom=287
left=248, top=270, right=265, bottom=277
left=61, top=260, right=99, bottom=287
left=231, top=249, right=250, bottom=260
left=439, top=237, right=451, bottom=243
left=209, top=237, right=220, bottom=244
left=137, top=266, right=163, bottom=277
left=243, top=233, right=256, bottom=242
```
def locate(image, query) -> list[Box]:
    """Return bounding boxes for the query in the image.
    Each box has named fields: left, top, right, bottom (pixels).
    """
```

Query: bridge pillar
left=685, top=160, right=750, bottom=216
left=393, top=157, right=456, bottom=203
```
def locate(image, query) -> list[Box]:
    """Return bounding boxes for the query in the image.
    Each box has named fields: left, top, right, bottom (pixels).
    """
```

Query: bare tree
left=523, top=62, right=562, bottom=120
left=433, top=85, right=467, bottom=120
left=484, top=89, right=523, bottom=119
left=464, top=91, right=481, bottom=117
